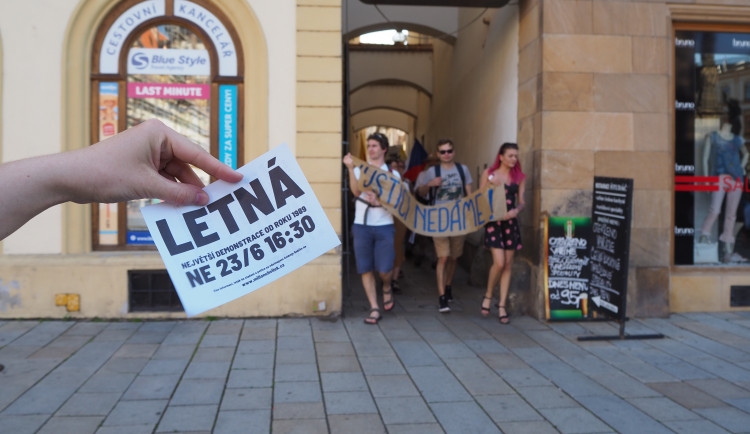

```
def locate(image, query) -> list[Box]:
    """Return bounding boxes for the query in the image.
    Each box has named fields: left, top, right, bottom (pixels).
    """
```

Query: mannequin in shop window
left=698, top=103, right=750, bottom=263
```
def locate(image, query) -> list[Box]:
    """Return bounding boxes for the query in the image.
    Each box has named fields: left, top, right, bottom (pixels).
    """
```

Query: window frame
left=90, top=0, right=244, bottom=251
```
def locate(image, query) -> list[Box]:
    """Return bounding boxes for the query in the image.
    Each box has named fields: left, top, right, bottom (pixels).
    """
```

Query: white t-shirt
left=353, top=164, right=399, bottom=226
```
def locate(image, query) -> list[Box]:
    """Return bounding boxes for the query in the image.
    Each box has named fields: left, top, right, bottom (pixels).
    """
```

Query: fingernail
left=195, top=191, right=208, bottom=205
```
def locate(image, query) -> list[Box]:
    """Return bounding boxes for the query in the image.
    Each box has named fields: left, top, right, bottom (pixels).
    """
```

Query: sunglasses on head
left=438, top=149, right=454, bottom=155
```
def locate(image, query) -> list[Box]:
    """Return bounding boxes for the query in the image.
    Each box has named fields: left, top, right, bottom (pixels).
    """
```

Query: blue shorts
left=352, top=224, right=395, bottom=274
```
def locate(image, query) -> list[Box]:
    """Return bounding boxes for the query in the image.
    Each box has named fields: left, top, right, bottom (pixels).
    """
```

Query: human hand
left=71, top=119, right=243, bottom=206
left=428, top=177, right=442, bottom=187
left=343, top=153, right=354, bottom=169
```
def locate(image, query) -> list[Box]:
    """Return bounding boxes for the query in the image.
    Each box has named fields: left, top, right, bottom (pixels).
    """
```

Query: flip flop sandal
left=364, top=308, right=381, bottom=325
left=383, top=290, right=395, bottom=312
left=481, top=296, right=492, bottom=317
left=498, top=305, right=510, bottom=325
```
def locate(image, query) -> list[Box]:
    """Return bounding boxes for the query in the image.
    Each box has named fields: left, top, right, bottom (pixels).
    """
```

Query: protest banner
left=350, top=157, right=507, bottom=236
left=141, top=143, right=340, bottom=316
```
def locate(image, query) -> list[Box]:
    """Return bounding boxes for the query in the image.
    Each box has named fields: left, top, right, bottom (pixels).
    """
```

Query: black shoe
left=439, top=295, right=451, bottom=313
left=445, top=285, right=453, bottom=302
left=391, top=280, right=402, bottom=294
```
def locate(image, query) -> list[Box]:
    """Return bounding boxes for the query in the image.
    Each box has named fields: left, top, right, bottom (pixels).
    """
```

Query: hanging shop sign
left=141, top=144, right=340, bottom=316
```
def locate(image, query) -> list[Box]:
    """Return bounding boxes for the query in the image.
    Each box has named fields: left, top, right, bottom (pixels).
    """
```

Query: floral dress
left=484, top=183, right=522, bottom=250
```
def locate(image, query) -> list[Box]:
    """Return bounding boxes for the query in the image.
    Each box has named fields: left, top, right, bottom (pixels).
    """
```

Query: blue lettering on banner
left=219, top=85, right=237, bottom=169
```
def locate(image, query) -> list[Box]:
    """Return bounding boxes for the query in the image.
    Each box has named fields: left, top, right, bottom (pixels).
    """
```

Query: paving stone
left=408, top=365, right=472, bottom=402
left=328, top=414, right=386, bottom=433
left=156, top=404, right=218, bottom=432
left=37, top=415, right=103, bottom=434
left=516, top=386, right=579, bottom=409
left=206, top=319, right=244, bottom=335
left=577, top=394, right=672, bottom=434
left=277, top=336, right=314, bottom=351
left=384, top=423, right=444, bottom=434
left=170, top=378, right=225, bottom=405
left=648, top=381, right=726, bottom=409
left=0, top=414, right=48, bottom=434
left=687, top=378, right=750, bottom=400
left=99, top=357, right=150, bottom=374
left=151, top=344, right=196, bottom=360
left=314, top=341, right=355, bottom=355
left=497, top=420, right=561, bottom=434
left=227, top=368, right=273, bottom=388
left=94, top=425, right=155, bottom=434
left=56, top=392, right=121, bottom=416
left=182, top=361, right=231, bottom=379
left=589, top=371, right=662, bottom=399
left=103, top=399, right=167, bottom=426
left=199, top=333, right=239, bottom=348
left=220, top=388, right=272, bottom=410
left=122, top=375, right=181, bottom=400
left=214, top=409, right=270, bottom=434
left=324, top=391, right=378, bottom=414
left=236, top=339, right=276, bottom=354
left=727, top=397, right=750, bottom=413
left=112, top=344, right=158, bottom=359
left=391, top=341, right=442, bottom=367
left=79, top=372, right=136, bottom=393
left=358, top=356, right=407, bottom=375
left=274, top=381, right=322, bottom=403
left=430, top=401, right=501, bottom=433
left=230, top=353, right=275, bottom=370
left=662, top=418, right=731, bottom=434
left=477, top=394, right=543, bottom=422
left=444, top=356, right=514, bottom=395
left=193, top=346, right=235, bottom=362
left=366, top=374, right=419, bottom=397
left=374, top=396, right=436, bottom=425
left=312, top=330, right=351, bottom=345
left=694, top=406, right=750, bottom=433
left=274, top=363, right=319, bottom=382
left=321, top=372, right=369, bottom=392
left=275, top=348, right=317, bottom=364
left=480, top=352, right=530, bottom=370
left=627, top=397, right=701, bottom=422
left=140, top=358, right=189, bottom=376
left=272, top=418, right=328, bottom=434
left=498, top=368, right=553, bottom=388
left=272, top=402, right=326, bottom=420
left=317, top=355, right=361, bottom=373
left=539, top=406, right=613, bottom=433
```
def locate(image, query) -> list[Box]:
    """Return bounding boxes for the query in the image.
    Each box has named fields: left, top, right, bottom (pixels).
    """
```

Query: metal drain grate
left=128, top=270, right=183, bottom=312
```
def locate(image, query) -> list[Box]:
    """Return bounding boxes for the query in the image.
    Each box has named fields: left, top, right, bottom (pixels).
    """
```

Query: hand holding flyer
left=141, top=143, right=340, bottom=316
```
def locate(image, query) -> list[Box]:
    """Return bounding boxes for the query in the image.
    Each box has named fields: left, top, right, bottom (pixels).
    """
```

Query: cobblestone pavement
left=1, top=261, right=750, bottom=433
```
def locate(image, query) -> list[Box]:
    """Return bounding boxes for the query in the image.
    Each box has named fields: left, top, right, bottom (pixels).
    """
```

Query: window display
left=675, top=29, right=750, bottom=265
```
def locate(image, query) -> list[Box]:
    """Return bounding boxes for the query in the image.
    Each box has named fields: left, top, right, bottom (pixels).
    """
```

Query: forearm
left=348, top=167, right=361, bottom=197
left=0, top=151, right=79, bottom=240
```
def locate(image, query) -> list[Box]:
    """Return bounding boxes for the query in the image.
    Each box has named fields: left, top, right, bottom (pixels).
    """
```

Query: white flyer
left=141, top=143, right=340, bottom=316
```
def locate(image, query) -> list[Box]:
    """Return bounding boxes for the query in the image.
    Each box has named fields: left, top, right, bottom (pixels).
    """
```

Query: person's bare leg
left=379, top=270, right=394, bottom=310
left=497, top=250, right=515, bottom=323
left=444, top=257, right=457, bottom=288
left=361, top=272, right=380, bottom=321
left=483, top=248, right=505, bottom=313
left=436, top=256, right=448, bottom=296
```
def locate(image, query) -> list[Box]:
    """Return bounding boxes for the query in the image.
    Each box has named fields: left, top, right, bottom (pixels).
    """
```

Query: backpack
left=428, top=163, right=467, bottom=205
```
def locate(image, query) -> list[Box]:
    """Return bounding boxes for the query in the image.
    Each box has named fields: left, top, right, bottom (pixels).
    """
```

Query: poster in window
left=674, top=30, right=750, bottom=266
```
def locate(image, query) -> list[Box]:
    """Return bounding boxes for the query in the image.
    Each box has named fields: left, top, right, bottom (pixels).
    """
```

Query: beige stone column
left=521, top=0, right=671, bottom=318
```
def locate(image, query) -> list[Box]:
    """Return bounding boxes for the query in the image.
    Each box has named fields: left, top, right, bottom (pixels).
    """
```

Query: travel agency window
left=91, top=0, right=243, bottom=250
left=674, top=24, right=750, bottom=266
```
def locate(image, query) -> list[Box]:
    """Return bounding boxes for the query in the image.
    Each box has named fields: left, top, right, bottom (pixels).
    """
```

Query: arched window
left=91, top=0, right=243, bottom=250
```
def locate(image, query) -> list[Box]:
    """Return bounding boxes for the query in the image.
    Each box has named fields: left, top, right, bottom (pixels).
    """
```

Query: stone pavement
left=1, top=260, right=750, bottom=433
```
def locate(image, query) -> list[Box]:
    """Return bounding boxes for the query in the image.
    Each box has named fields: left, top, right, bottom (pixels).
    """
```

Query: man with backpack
left=415, top=139, right=473, bottom=312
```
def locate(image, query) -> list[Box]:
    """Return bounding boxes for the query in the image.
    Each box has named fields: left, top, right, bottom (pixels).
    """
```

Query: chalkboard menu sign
left=544, top=217, right=592, bottom=320
left=589, top=177, right=633, bottom=320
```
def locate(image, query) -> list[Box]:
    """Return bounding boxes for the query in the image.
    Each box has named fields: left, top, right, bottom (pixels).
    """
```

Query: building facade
left=1, top=0, right=750, bottom=319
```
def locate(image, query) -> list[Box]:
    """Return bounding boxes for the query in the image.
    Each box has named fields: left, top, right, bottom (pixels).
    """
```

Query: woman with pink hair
left=479, top=143, right=525, bottom=324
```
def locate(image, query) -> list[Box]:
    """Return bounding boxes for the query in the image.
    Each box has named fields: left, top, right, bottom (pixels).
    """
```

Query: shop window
left=91, top=0, right=243, bottom=250
left=674, top=27, right=750, bottom=265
